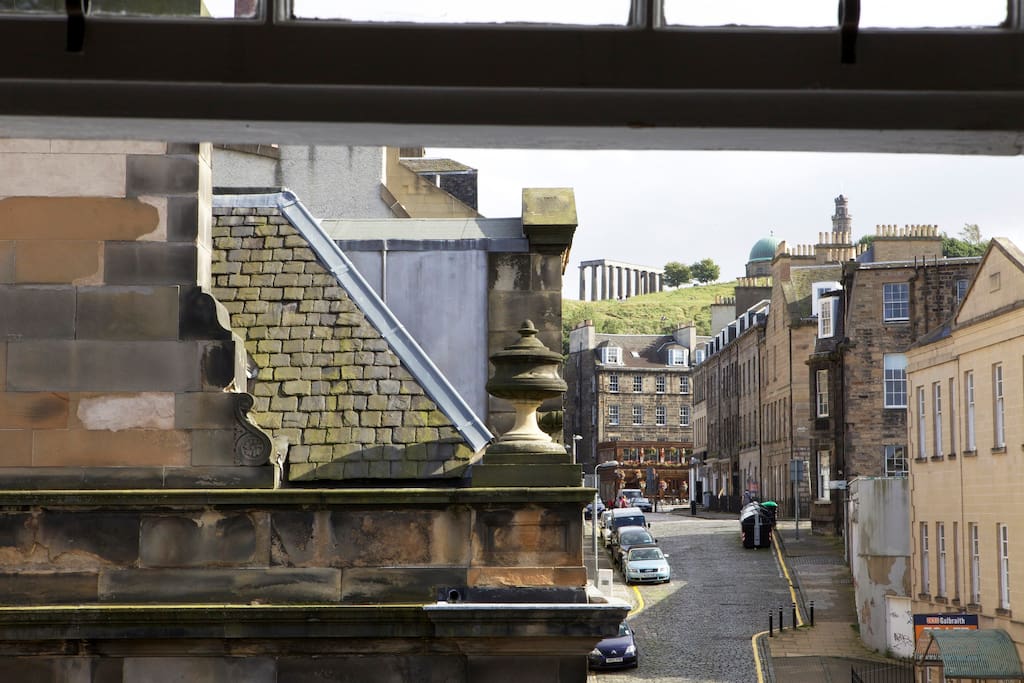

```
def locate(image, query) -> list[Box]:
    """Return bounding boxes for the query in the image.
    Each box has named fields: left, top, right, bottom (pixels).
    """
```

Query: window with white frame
left=965, top=371, right=976, bottom=451
left=920, top=522, right=931, bottom=595
left=883, top=282, right=910, bottom=321
left=948, top=378, right=957, bottom=456
left=937, top=522, right=947, bottom=598
left=695, top=349, right=705, bottom=364
left=884, top=445, right=908, bottom=476
left=818, top=297, right=835, bottom=338
left=680, top=405, right=691, bottom=427
left=656, top=375, right=666, bottom=393
left=970, top=523, right=981, bottom=605
left=816, top=369, right=829, bottom=418
left=633, top=375, right=643, bottom=393
left=884, top=354, right=908, bottom=408
left=994, top=363, right=1006, bottom=448
left=955, top=278, right=969, bottom=304
left=680, top=375, right=691, bottom=394
left=668, top=348, right=688, bottom=366
left=608, top=405, right=619, bottom=426
left=953, top=522, right=961, bottom=602
left=933, top=382, right=943, bottom=457
left=917, top=387, right=927, bottom=459
left=602, top=346, right=622, bottom=365
left=632, top=405, right=643, bottom=425
left=655, top=405, right=666, bottom=426
left=817, top=450, right=831, bottom=502
left=1000, top=523, right=1011, bottom=610
left=609, top=373, right=619, bottom=393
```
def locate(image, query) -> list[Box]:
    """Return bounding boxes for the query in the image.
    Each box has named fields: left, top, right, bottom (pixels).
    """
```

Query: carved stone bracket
left=233, top=392, right=273, bottom=467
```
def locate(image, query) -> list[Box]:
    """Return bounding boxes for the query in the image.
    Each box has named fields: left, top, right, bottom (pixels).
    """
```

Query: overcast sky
left=429, top=148, right=1024, bottom=299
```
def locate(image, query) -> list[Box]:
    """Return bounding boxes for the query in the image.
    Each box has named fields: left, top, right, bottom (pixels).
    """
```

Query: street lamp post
left=571, top=433, right=583, bottom=465
left=592, top=460, right=619, bottom=585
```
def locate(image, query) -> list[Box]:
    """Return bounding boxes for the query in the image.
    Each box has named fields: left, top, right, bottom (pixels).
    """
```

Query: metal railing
left=851, top=661, right=913, bottom=683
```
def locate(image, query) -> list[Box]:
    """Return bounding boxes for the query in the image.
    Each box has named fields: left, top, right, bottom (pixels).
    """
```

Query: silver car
left=622, top=546, right=671, bottom=584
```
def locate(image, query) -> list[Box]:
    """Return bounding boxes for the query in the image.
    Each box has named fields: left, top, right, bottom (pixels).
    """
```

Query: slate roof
left=594, top=334, right=683, bottom=369
left=399, top=158, right=475, bottom=174
left=782, top=264, right=842, bottom=321
left=919, top=629, right=1024, bottom=679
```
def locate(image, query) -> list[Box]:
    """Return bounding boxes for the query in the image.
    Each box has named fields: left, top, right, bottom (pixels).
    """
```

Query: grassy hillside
left=562, top=281, right=737, bottom=352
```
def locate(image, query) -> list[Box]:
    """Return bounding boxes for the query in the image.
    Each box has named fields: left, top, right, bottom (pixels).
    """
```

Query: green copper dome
left=748, top=236, right=780, bottom=262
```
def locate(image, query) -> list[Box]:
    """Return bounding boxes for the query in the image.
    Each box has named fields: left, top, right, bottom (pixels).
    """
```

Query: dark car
left=611, top=525, right=657, bottom=568
left=633, top=496, right=653, bottom=513
left=584, top=500, right=606, bottom=520
left=588, top=620, right=638, bottom=670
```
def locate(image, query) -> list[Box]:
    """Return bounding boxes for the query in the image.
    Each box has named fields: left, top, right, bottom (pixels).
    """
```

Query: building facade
left=907, top=238, right=1024, bottom=659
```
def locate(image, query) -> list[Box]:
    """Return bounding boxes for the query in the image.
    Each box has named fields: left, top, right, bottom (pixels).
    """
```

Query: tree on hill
left=663, top=261, right=691, bottom=287
left=942, top=223, right=988, bottom=257
left=690, top=258, right=720, bottom=284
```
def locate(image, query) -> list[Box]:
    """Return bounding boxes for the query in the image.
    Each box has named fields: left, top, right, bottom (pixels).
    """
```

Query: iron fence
left=851, top=660, right=914, bottom=683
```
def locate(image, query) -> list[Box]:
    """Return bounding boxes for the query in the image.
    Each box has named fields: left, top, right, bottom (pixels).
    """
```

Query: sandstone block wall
left=211, top=207, right=475, bottom=482
left=0, top=140, right=270, bottom=487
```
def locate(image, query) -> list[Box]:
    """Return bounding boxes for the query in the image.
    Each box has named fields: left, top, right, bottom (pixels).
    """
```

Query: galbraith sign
left=913, top=613, right=979, bottom=641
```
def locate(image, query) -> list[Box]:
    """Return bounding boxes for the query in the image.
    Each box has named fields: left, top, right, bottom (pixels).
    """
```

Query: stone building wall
left=210, top=206, right=476, bottom=483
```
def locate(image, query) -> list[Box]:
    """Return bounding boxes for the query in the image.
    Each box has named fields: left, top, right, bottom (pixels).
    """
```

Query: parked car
left=618, top=488, right=643, bottom=505
left=599, top=510, right=615, bottom=546
left=610, top=525, right=657, bottom=567
left=588, top=620, right=639, bottom=670
left=603, top=508, right=648, bottom=547
left=584, top=499, right=606, bottom=520
left=632, top=496, right=653, bottom=513
left=622, top=546, right=671, bottom=585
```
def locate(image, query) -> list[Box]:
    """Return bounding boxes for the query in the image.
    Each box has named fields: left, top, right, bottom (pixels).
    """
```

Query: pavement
left=585, top=505, right=903, bottom=682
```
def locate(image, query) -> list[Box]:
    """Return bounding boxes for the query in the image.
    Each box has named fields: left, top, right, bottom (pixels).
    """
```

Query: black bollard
left=769, top=612, right=773, bottom=637
left=810, top=600, right=815, bottom=627
left=778, top=606, right=784, bottom=631
left=792, top=602, right=797, bottom=628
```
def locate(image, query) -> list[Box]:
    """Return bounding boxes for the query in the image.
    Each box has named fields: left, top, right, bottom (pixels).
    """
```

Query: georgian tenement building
left=808, top=225, right=979, bottom=533
left=691, top=300, right=768, bottom=511
left=907, top=238, right=1024, bottom=657
left=564, top=321, right=704, bottom=503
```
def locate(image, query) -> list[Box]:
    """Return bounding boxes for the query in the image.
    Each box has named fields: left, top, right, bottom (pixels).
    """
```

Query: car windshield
left=629, top=548, right=663, bottom=561
left=618, top=622, right=632, bottom=637
left=620, top=531, right=652, bottom=544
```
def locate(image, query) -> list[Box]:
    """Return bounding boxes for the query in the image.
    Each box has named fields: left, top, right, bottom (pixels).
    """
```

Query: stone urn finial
left=485, top=320, right=567, bottom=454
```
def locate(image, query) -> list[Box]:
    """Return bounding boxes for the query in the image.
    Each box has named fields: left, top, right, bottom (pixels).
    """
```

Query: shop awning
left=918, top=629, right=1024, bottom=680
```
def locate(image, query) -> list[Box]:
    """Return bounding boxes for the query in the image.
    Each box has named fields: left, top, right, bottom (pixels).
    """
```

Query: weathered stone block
left=190, top=429, right=236, bottom=466
left=39, top=511, right=141, bottom=565
left=0, top=429, right=32, bottom=466
left=0, top=197, right=160, bottom=240
left=0, top=285, right=75, bottom=339
left=125, top=153, right=200, bottom=197
left=123, top=657, right=276, bottom=683
left=342, top=567, right=468, bottom=604
left=33, top=429, right=191, bottom=467
left=174, top=391, right=238, bottom=430
left=104, top=242, right=199, bottom=285
left=15, top=240, right=103, bottom=284
left=0, top=571, right=98, bottom=604
left=140, top=512, right=267, bottom=567
left=8, top=340, right=202, bottom=392
left=467, top=566, right=587, bottom=588
left=100, top=568, right=340, bottom=604
left=278, top=657, right=464, bottom=682
left=75, top=286, right=179, bottom=340
left=0, top=392, right=68, bottom=429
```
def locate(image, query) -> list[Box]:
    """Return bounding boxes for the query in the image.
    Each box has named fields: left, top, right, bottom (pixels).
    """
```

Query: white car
left=622, top=546, right=671, bottom=585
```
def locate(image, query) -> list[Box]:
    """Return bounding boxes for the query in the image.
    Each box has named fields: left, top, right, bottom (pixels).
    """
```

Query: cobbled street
left=590, top=511, right=795, bottom=683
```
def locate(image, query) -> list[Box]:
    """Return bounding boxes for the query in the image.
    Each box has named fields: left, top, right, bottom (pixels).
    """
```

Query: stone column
left=625, top=268, right=632, bottom=298
left=635, top=270, right=643, bottom=295
left=658, top=274, right=664, bottom=292
left=616, top=267, right=623, bottom=300
left=579, top=265, right=586, bottom=300
left=607, top=265, right=616, bottom=300
left=600, top=263, right=608, bottom=300
left=590, top=265, right=598, bottom=302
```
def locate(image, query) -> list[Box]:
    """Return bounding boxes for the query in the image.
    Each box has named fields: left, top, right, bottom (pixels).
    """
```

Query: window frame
left=632, top=375, right=643, bottom=393
left=917, top=386, right=927, bottom=459
left=680, top=375, right=691, bottom=394
left=933, top=382, right=943, bottom=457
left=937, top=522, right=947, bottom=598
left=655, top=374, right=666, bottom=394
left=920, top=521, right=931, bottom=595
left=884, top=353, right=908, bottom=408
left=965, top=370, right=976, bottom=451
left=655, top=405, right=666, bottom=426
left=970, top=522, right=981, bottom=605
left=609, top=373, right=619, bottom=393
left=815, top=368, right=829, bottom=418
left=608, top=404, right=619, bottom=426
left=994, top=363, right=1005, bottom=448
left=818, top=296, right=834, bottom=338
left=883, top=282, right=910, bottom=322
left=679, top=404, right=691, bottom=427
left=999, top=523, right=1011, bottom=610
left=632, top=404, right=643, bottom=426
left=884, top=444, right=908, bottom=477
left=603, top=346, right=622, bottom=365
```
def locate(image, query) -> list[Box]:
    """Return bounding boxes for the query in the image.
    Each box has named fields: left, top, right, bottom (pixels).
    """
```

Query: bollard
left=792, top=602, right=797, bottom=628
left=810, top=600, right=815, bottom=627
left=778, top=606, right=784, bottom=631
left=769, top=612, right=773, bottom=637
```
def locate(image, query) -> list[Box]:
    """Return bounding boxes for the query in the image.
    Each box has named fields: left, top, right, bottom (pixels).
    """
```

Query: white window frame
left=655, top=375, right=666, bottom=394
left=680, top=405, right=691, bottom=427
left=632, top=405, right=643, bottom=426
left=818, top=297, right=835, bottom=338
left=948, top=377, right=957, bottom=457
left=965, top=371, right=976, bottom=451
left=937, top=522, right=947, bottom=598
left=632, top=375, right=643, bottom=393
left=817, top=449, right=831, bottom=502
left=1000, top=523, right=1011, bottom=610
left=955, top=278, right=969, bottom=304
left=668, top=348, right=688, bottom=366
left=933, top=382, right=943, bottom=457
left=609, top=373, right=619, bottom=393
left=655, top=405, right=666, bottom=426
left=953, top=522, right=961, bottom=602
left=608, top=404, right=619, bottom=426
left=921, top=522, right=931, bottom=595
left=883, top=282, right=910, bottom=321
left=816, top=369, right=829, bottom=418
left=884, top=353, right=908, bottom=408
left=602, top=346, right=622, bottom=365
left=680, top=375, right=691, bottom=394
left=884, top=445, right=908, bottom=477
left=994, top=363, right=1006, bottom=448
left=970, top=523, right=981, bottom=605
left=917, top=387, right=927, bottom=459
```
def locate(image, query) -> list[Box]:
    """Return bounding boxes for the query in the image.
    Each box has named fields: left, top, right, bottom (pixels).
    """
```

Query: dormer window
left=668, top=348, right=689, bottom=366
left=818, top=296, right=838, bottom=338
left=602, top=346, right=622, bottom=365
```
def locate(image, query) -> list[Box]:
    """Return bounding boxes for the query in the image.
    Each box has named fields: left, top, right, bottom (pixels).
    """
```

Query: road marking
left=629, top=584, right=645, bottom=616
left=772, top=535, right=805, bottom=627
left=751, top=630, right=769, bottom=683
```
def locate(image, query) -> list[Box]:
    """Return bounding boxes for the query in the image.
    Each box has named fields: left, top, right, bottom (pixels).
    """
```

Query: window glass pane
left=664, top=0, right=1005, bottom=28
left=291, top=0, right=630, bottom=24
left=1, top=1, right=258, bottom=17
left=883, top=283, right=910, bottom=321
